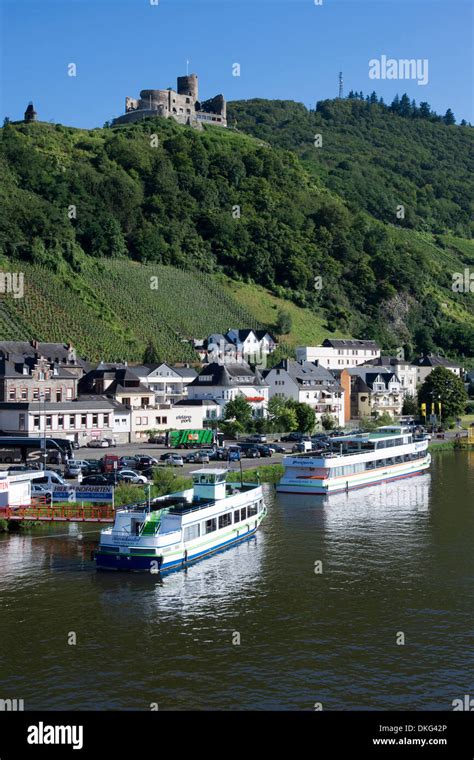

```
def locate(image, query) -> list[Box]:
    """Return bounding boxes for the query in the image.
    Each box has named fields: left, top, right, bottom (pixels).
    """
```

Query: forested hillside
left=0, top=99, right=472, bottom=362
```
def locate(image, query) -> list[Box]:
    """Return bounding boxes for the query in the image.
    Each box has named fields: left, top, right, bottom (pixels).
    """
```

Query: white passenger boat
left=95, top=468, right=266, bottom=572
left=276, top=426, right=431, bottom=495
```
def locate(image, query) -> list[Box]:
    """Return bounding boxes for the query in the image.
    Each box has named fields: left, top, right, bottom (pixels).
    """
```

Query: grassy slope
left=219, top=276, right=345, bottom=346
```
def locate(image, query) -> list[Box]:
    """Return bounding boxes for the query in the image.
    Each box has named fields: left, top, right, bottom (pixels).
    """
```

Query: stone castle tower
left=24, top=102, right=37, bottom=122
left=112, top=73, right=226, bottom=129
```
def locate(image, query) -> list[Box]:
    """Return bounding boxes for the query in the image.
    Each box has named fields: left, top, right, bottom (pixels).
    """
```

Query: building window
left=81, top=414, right=87, bottom=428
left=122, top=397, right=131, bottom=407
left=92, top=414, right=98, bottom=428
left=46, top=415, right=52, bottom=430
left=20, top=388, right=27, bottom=400
left=58, top=415, right=64, bottom=429
left=69, top=415, right=75, bottom=428
left=44, top=389, right=51, bottom=401
left=33, top=415, right=40, bottom=431
left=19, top=413, right=25, bottom=432
left=8, top=388, right=16, bottom=401
left=56, top=389, right=62, bottom=402
left=66, top=388, right=73, bottom=400
left=104, top=414, right=109, bottom=426
left=33, top=388, right=39, bottom=401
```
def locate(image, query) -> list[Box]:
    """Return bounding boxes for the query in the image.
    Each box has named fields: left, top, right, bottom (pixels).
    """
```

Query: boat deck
left=157, top=483, right=258, bottom=516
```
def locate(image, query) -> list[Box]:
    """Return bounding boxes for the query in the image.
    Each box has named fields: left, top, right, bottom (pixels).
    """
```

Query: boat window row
left=184, top=500, right=263, bottom=541
left=374, top=437, right=410, bottom=449
left=329, top=451, right=425, bottom=477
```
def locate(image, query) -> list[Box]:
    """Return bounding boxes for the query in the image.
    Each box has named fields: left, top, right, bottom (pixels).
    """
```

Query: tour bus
left=0, top=437, right=73, bottom=465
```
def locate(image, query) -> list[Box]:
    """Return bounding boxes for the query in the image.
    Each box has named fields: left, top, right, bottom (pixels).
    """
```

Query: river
left=0, top=451, right=472, bottom=710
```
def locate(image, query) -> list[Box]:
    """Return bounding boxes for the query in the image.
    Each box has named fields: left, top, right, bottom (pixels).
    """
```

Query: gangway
left=0, top=504, right=115, bottom=523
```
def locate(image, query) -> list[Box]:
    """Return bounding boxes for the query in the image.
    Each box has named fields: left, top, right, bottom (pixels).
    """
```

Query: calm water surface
left=0, top=451, right=472, bottom=710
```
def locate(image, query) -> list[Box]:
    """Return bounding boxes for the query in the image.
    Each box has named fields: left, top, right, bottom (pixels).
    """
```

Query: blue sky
left=1, top=0, right=472, bottom=128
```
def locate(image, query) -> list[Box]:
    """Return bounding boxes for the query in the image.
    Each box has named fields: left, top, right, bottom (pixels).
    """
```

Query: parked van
left=33, top=470, right=68, bottom=488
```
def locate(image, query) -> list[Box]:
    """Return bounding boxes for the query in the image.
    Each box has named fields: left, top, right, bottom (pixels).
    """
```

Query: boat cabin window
left=240, top=507, right=247, bottom=520
left=218, top=513, right=232, bottom=529
left=248, top=504, right=258, bottom=517
left=184, top=524, right=200, bottom=541
left=204, top=518, right=216, bottom=534
left=234, top=509, right=240, bottom=523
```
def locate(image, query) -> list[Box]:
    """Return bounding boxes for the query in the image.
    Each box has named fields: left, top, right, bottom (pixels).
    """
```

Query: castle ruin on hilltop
left=111, top=73, right=227, bottom=129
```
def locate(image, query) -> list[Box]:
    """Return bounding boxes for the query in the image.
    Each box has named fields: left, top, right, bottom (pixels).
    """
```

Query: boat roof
left=331, top=426, right=411, bottom=443
left=190, top=468, right=229, bottom=476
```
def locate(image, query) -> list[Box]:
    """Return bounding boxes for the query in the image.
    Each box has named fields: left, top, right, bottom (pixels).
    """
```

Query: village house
left=204, top=329, right=277, bottom=366
left=296, top=339, right=381, bottom=370
left=0, top=398, right=116, bottom=444
left=263, top=359, right=346, bottom=427
left=0, top=354, right=78, bottom=405
left=348, top=368, right=403, bottom=419
left=187, top=361, right=269, bottom=418
left=132, top=363, right=198, bottom=405
left=79, top=363, right=155, bottom=441
left=362, top=356, right=418, bottom=397
left=0, top=340, right=88, bottom=379
left=411, top=354, right=464, bottom=385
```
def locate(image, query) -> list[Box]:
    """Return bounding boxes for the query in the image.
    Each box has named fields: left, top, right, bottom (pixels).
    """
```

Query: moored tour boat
left=95, top=468, right=266, bottom=572
left=276, top=426, right=431, bottom=495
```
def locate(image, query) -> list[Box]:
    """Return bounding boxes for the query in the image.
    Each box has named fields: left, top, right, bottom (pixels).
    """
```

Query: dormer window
left=22, top=366, right=28, bottom=376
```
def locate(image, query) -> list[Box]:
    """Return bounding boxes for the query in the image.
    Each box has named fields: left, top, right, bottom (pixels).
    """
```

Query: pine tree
left=399, top=94, right=412, bottom=117
left=390, top=94, right=400, bottom=112
left=419, top=101, right=431, bottom=119
left=443, top=108, right=456, bottom=125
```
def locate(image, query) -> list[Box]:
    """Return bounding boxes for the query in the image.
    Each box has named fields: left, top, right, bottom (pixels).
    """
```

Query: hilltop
left=0, top=100, right=472, bottom=363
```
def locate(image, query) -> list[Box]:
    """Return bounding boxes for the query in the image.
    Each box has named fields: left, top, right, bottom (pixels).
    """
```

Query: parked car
left=82, top=474, right=116, bottom=486
left=281, top=432, right=304, bottom=442
left=184, top=451, right=210, bottom=464
left=103, top=437, right=117, bottom=447
left=118, top=456, right=139, bottom=469
left=159, top=453, right=184, bottom=467
left=116, top=469, right=149, bottom=484
left=148, top=434, right=166, bottom=444
left=246, top=434, right=267, bottom=444
left=255, top=444, right=273, bottom=457
left=87, top=439, right=109, bottom=448
left=31, top=483, right=53, bottom=502
left=134, top=456, right=158, bottom=470
left=271, top=444, right=287, bottom=453
left=64, top=460, right=85, bottom=479
left=8, top=463, right=41, bottom=472
left=245, top=446, right=261, bottom=459
left=83, top=458, right=101, bottom=473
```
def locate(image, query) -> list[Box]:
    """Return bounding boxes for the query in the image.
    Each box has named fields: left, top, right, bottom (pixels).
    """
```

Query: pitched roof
left=411, top=354, right=462, bottom=369
left=190, top=362, right=268, bottom=387
left=322, top=338, right=380, bottom=350
left=363, top=356, right=412, bottom=368
left=266, top=359, right=340, bottom=387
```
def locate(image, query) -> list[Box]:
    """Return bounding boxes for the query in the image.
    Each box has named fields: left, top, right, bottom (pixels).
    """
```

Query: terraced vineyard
left=0, top=261, right=262, bottom=362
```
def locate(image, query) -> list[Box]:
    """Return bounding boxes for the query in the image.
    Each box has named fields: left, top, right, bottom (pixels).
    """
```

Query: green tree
left=143, top=339, right=160, bottom=364
left=289, top=401, right=316, bottom=433
left=402, top=395, right=418, bottom=416
left=443, top=109, right=456, bottom=125
left=275, top=309, right=292, bottom=336
left=224, top=395, right=254, bottom=430
left=267, top=395, right=298, bottom=432
left=321, top=413, right=337, bottom=431
left=418, top=366, right=467, bottom=420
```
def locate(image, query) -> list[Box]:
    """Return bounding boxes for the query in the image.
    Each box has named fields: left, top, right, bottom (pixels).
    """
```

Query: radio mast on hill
left=338, top=71, right=343, bottom=99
